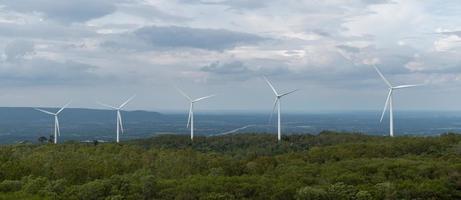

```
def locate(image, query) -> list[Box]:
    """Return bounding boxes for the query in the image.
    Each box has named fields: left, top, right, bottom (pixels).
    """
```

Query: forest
left=0, top=131, right=460, bottom=199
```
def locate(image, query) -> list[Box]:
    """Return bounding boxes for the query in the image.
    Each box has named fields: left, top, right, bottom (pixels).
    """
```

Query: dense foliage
left=0, top=131, right=460, bottom=199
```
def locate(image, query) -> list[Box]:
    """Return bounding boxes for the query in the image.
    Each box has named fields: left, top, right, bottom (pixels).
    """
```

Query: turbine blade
left=119, top=95, right=136, bottom=109
left=57, top=101, right=71, bottom=114
left=373, top=65, right=392, bottom=88
left=269, top=98, right=278, bottom=123
left=393, top=84, right=421, bottom=89
left=186, top=103, right=192, bottom=128
left=193, top=95, right=215, bottom=102
left=380, top=90, right=392, bottom=122
left=176, top=87, right=192, bottom=101
left=97, top=102, right=118, bottom=110
left=264, top=76, right=279, bottom=96
left=34, top=108, right=55, bottom=115
left=280, top=89, right=299, bottom=97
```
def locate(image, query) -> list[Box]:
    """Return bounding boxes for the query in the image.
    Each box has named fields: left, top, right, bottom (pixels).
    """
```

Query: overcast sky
left=0, top=0, right=460, bottom=112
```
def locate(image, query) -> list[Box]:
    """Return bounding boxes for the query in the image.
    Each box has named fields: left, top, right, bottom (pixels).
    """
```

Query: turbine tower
left=35, top=101, right=71, bottom=144
left=264, top=77, right=298, bottom=141
left=177, top=88, right=214, bottom=141
left=373, top=65, right=419, bottom=137
left=98, top=95, right=135, bottom=143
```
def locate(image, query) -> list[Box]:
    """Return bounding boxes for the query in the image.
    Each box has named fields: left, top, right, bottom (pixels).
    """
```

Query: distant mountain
left=0, top=107, right=163, bottom=123
left=0, top=108, right=460, bottom=144
left=0, top=107, right=165, bottom=144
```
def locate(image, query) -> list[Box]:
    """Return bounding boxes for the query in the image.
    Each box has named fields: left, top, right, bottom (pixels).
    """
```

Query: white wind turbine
left=264, top=77, right=298, bottom=141
left=35, top=101, right=71, bottom=144
left=177, top=88, right=214, bottom=141
left=373, top=65, right=420, bottom=137
left=98, top=95, right=135, bottom=143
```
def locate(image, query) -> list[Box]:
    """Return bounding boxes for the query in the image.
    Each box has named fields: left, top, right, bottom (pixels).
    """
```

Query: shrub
left=0, top=180, right=22, bottom=192
left=355, top=190, right=373, bottom=200
left=22, top=176, right=49, bottom=195
left=295, top=186, right=327, bottom=200
left=326, top=182, right=357, bottom=200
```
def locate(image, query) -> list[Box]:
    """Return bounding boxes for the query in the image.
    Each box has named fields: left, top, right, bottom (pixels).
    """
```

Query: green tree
left=326, top=182, right=357, bottom=200
left=295, top=186, right=327, bottom=200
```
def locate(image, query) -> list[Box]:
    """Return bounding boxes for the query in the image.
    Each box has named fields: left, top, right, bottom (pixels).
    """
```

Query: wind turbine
left=98, top=95, right=135, bottom=143
left=373, top=65, right=420, bottom=137
left=177, top=88, right=214, bottom=141
left=264, top=76, right=298, bottom=141
left=35, top=101, right=71, bottom=144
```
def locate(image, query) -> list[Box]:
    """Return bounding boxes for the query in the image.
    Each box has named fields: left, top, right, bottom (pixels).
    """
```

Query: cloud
left=438, top=30, right=461, bottom=37
left=404, top=52, right=461, bottom=73
left=179, top=0, right=268, bottom=9
left=1, top=41, right=108, bottom=86
left=182, top=0, right=391, bottom=11
left=0, top=22, right=96, bottom=39
left=102, top=25, right=266, bottom=51
left=200, top=61, right=256, bottom=81
left=134, top=26, right=265, bottom=50
left=0, top=58, right=107, bottom=86
left=220, top=0, right=268, bottom=9
left=0, top=0, right=120, bottom=23
left=117, top=3, right=189, bottom=22
left=336, top=45, right=361, bottom=54
left=0, top=0, right=459, bottom=111
left=4, top=40, right=34, bottom=61
left=198, top=57, right=358, bottom=86
left=434, top=35, right=461, bottom=52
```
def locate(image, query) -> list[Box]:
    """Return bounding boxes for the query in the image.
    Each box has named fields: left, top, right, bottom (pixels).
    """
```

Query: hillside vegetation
left=0, top=131, right=460, bottom=199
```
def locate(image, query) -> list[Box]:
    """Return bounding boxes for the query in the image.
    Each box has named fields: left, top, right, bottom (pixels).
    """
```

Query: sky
left=0, top=0, right=460, bottom=113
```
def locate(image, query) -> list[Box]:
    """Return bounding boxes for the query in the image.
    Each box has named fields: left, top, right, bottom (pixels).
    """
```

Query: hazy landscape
left=1, top=108, right=461, bottom=144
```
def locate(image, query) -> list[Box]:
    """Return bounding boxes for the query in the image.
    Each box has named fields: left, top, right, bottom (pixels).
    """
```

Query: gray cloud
left=118, top=3, right=189, bottom=22
left=0, top=0, right=120, bottom=23
left=202, top=61, right=252, bottom=74
left=201, top=61, right=257, bottom=81
left=180, top=0, right=392, bottom=10
left=0, top=58, right=107, bottom=86
left=102, top=25, right=266, bottom=51
left=200, top=58, right=303, bottom=80
left=179, top=0, right=268, bottom=9
left=199, top=49, right=419, bottom=89
left=221, top=0, right=267, bottom=9
left=1, top=41, right=107, bottom=86
left=336, top=44, right=361, bottom=53
left=0, top=22, right=96, bottom=39
left=438, top=30, right=461, bottom=37
left=135, top=26, right=265, bottom=50
left=360, top=0, right=393, bottom=5
left=0, top=0, right=458, bottom=111
left=404, top=51, right=461, bottom=74
left=4, top=40, right=34, bottom=62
